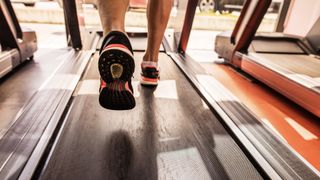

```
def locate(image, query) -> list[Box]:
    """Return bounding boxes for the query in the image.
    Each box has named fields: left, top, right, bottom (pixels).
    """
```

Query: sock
left=141, top=61, right=159, bottom=69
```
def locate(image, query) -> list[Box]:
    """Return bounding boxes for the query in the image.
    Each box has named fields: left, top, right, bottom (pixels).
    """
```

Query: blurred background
left=10, top=0, right=283, bottom=32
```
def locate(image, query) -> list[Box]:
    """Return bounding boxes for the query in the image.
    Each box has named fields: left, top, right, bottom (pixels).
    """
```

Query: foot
left=98, top=31, right=135, bottom=110
left=140, top=61, right=160, bottom=86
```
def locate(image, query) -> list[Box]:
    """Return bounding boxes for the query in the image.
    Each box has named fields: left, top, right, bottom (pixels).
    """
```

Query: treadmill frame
left=214, top=0, right=320, bottom=117
left=0, top=0, right=37, bottom=69
left=0, top=0, right=319, bottom=179
left=164, top=0, right=320, bottom=178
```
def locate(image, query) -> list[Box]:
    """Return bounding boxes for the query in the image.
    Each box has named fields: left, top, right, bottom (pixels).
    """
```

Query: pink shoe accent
left=104, top=44, right=130, bottom=51
left=100, top=79, right=107, bottom=88
left=141, top=76, right=159, bottom=82
left=125, top=82, right=133, bottom=94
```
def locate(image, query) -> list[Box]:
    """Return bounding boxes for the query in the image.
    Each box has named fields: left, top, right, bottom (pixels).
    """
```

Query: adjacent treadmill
left=0, top=0, right=319, bottom=179
left=215, top=0, right=320, bottom=117
left=0, top=0, right=37, bottom=78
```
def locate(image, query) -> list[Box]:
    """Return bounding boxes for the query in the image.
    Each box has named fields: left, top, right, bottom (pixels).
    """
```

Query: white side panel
left=0, top=51, right=13, bottom=78
left=284, top=0, right=320, bottom=36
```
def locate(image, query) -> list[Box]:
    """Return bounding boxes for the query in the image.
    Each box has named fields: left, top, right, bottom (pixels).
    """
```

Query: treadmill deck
left=39, top=52, right=262, bottom=180
left=248, top=53, right=320, bottom=92
left=242, top=52, right=320, bottom=117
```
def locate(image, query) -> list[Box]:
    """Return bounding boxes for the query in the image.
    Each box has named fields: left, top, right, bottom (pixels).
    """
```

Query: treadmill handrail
left=62, top=0, right=82, bottom=49
left=231, top=0, right=271, bottom=53
left=1, top=0, right=23, bottom=39
left=230, top=0, right=252, bottom=45
left=177, top=0, right=198, bottom=53
left=0, top=1, right=19, bottom=49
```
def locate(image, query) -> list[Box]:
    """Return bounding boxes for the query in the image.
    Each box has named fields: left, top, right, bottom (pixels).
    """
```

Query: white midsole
left=140, top=79, right=159, bottom=85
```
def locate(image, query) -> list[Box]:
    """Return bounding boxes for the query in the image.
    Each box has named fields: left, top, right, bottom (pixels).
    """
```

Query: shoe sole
left=140, top=80, right=158, bottom=86
left=99, top=81, right=136, bottom=110
left=99, top=46, right=135, bottom=83
left=140, top=76, right=159, bottom=86
left=99, top=46, right=135, bottom=110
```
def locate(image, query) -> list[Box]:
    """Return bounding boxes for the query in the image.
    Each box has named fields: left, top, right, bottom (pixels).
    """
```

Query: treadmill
left=0, top=0, right=37, bottom=78
left=0, top=0, right=319, bottom=179
left=215, top=0, right=320, bottom=117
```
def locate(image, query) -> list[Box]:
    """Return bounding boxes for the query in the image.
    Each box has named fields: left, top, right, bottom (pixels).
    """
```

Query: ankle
left=100, top=31, right=133, bottom=54
left=141, top=61, right=158, bottom=68
left=143, top=53, right=158, bottom=63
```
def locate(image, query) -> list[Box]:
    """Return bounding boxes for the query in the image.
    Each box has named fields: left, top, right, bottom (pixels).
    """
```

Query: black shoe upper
left=99, top=31, right=133, bottom=55
left=141, top=66, right=159, bottom=79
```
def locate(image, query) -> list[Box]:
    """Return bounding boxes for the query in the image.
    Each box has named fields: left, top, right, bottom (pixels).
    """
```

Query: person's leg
left=97, top=0, right=129, bottom=35
left=97, top=0, right=136, bottom=110
left=141, top=0, right=172, bottom=86
left=144, top=0, right=173, bottom=62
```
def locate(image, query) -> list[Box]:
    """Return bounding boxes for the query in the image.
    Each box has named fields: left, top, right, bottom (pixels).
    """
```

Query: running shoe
left=140, top=61, right=160, bottom=86
left=98, top=31, right=135, bottom=110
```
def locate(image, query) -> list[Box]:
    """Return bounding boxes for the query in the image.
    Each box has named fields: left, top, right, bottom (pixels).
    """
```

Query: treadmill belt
left=251, top=39, right=305, bottom=54
left=250, top=53, right=320, bottom=78
left=39, top=50, right=262, bottom=179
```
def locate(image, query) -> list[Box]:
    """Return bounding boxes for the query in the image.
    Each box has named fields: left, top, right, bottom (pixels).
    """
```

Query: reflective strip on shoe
left=101, top=43, right=134, bottom=58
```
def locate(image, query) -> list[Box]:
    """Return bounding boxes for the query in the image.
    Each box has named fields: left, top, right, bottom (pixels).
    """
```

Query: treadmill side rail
left=242, top=53, right=320, bottom=117
left=0, top=50, right=94, bottom=180
left=0, top=50, right=13, bottom=78
left=18, top=28, right=37, bottom=63
left=214, top=31, right=235, bottom=61
left=168, top=49, right=320, bottom=179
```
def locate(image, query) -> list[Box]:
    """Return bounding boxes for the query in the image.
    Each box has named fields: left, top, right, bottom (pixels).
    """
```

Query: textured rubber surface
left=98, top=48, right=135, bottom=83
left=99, top=80, right=135, bottom=110
left=98, top=31, right=136, bottom=110
left=98, top=48, right=135, bottom=110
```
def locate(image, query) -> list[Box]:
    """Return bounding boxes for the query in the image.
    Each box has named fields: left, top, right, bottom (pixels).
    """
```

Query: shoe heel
left=99, top=81, right=136, bottom=110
